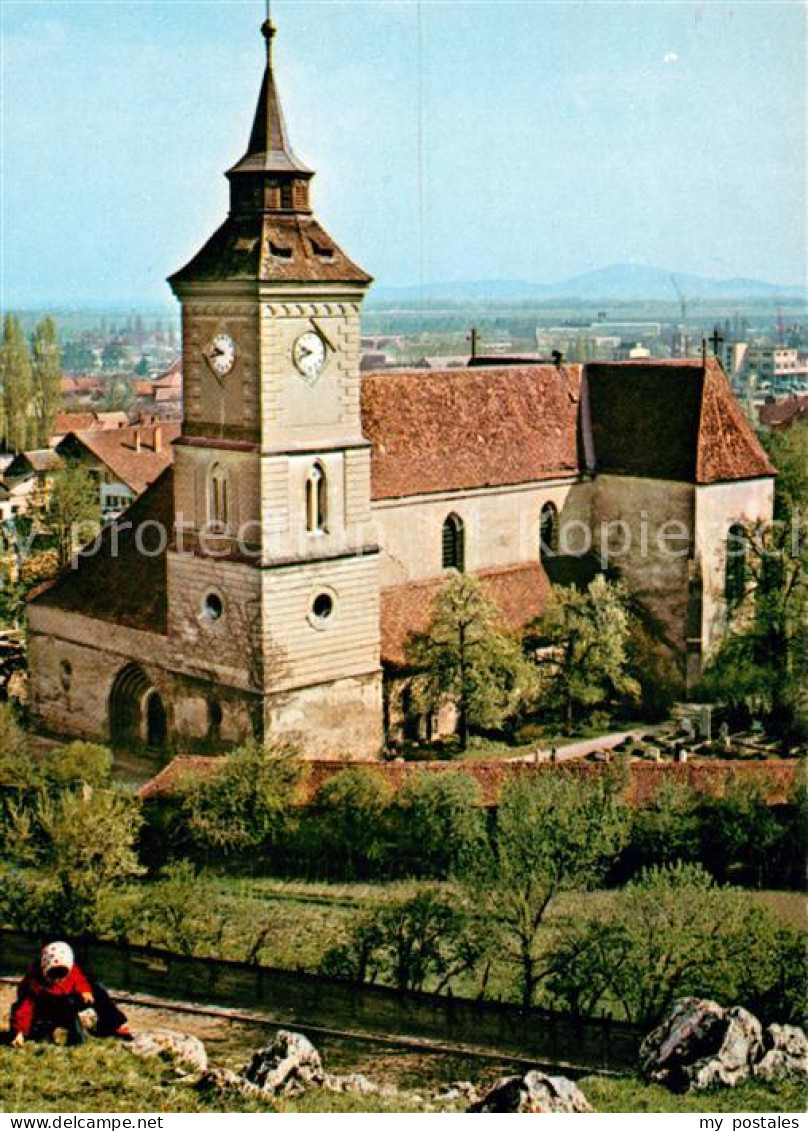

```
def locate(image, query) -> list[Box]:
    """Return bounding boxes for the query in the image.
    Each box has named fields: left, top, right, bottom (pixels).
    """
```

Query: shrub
left=390, top=771, right=487, bottom=878
left=547, top=862, right=806, bottom=1028
left=305, top=766, right=394, bottom=879
left=177, top=740, right=301, bottom=863
left=3, top=786, right=144, bottom=935
left=43, top=742, right=113, bottom=788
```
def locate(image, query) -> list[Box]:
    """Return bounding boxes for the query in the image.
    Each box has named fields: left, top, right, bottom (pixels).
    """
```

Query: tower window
left=202, top=593, right=224, bottom=622
left=540, top=502, right=559, bottom=560
left=280, top=182, right=293, bottom=210
left=442, top=513, right=465, bottom=572
left=725, top=524, right=747, bottom=606
left=306, top=462, right=328, bottom=534
left=209, top=464, right=230, bottom=532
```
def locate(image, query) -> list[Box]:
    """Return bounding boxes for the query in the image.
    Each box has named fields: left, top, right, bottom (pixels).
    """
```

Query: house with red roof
left=26, top=21, right=775, bottom=759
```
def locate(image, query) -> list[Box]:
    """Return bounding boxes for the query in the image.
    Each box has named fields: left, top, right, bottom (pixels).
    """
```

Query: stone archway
left=109, top=663, right=167, bottom=750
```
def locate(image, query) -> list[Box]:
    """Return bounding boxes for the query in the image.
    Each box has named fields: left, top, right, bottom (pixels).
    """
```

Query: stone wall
left=590, top=475, right=695, bottom=662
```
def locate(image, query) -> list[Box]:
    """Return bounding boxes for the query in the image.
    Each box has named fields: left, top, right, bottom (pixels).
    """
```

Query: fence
left=0, top=929, right=641, bottom=1074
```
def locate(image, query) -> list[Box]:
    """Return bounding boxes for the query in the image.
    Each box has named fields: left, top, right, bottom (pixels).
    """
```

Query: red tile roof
left=57, top=424, right=180, bottom=494
left=759, top=394, right=808, bottom=431
left=29, top=468, right=173, bottom=634
left=696, top=359, right=777, bottom=483
left=381, top=562, right=550, bottom=667
left=585, top=359, right=774, bottom=484
left=138, top=753, right=799, bottom=807
left=362, top=365, right=583, bottom=500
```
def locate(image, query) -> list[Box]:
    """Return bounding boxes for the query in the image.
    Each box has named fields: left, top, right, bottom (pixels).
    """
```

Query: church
left=27, top=21, right=776, bottom=759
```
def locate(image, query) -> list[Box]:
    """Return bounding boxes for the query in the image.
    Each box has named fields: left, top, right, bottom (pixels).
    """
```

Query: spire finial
left=261, top=0, right=275, bottom=47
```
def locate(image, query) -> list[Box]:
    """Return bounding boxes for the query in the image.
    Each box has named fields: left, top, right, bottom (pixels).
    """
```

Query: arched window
left=725, top=523, right=747, bottom=606
left=442, top=513, right=465, bottom=572
left=540, top=502, right=559, bottom=560
left=209, top=464, right=230, bottom=532
left=306, top=462, right=328, bottom=533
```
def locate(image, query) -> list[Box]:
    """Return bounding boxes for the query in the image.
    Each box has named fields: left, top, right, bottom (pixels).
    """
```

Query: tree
left=391, top=770, right=487, bottom=878
left=178, top=739, right=301, bottom=861
left=320, top=890, right=485, bottom=994
left=4, top=785, right=144, bottom=934
left=43, top=463, right=102, bottom=568
left=61, top=339, right=96, bottom=374
left=0, top=703, right=40, bottom=790
left=529, top=575, right=640, bottom=732
left=547, top=863, right=806, bottom=1027
left=407, top=574, right=535, bottom=750
left=466, top=770, right=630, bottom=1006
left=701, top=425, right=807, bottom=740
left=0, top=314, right=34, bottom=452
left=308, top=766, right=393, bottom=878
left=31, top=317, right=63, bottom=446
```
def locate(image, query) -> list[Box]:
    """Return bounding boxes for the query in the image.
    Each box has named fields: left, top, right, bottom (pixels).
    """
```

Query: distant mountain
left=371, top=264, right=806, bottom=303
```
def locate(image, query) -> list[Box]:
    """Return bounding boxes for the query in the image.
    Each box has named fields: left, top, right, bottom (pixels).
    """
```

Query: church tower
left=165, top=20, right=382, bottom=757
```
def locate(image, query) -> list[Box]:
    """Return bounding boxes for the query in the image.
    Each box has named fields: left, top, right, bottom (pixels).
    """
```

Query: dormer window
left=306, top=462, right=328, bottom=534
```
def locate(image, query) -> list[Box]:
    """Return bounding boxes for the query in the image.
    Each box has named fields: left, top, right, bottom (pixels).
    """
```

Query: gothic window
left=306, top=462, right=328, bottom=533
left=725, top=524, right=747, bottom=606
left=442, top=513, right=465, bottom=572
left=209, top=464, right=230, bottom=532
left=540, top=502, right=559, bottom=560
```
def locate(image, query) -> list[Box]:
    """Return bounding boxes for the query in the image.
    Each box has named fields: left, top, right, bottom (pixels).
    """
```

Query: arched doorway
left=109, top=663, right=167, bottom=750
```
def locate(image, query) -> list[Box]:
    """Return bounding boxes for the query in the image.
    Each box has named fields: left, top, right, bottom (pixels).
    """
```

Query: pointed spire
left=230, top=19, right=312, bottom=176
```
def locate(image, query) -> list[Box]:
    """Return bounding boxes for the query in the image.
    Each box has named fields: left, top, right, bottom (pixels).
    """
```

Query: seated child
left=10, top=941, right=132, bottom=1047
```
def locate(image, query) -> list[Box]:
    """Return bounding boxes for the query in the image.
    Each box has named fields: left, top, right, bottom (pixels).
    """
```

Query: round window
left=312, top=592, right=334, bottom=621
left=202, top=593, right=224, bottom=621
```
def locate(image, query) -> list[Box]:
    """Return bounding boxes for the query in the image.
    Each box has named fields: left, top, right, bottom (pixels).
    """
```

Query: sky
left=2, top=0, right=806, bottom=306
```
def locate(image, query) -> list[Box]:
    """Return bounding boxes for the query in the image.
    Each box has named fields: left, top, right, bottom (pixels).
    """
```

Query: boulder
left=243, top=1030, right=325, bottom=1097
left=755, top=1024, right=808, bottom=1081
left=469, top=1071, right=592, bottom=1113
left=322, top=1071, right=397, bottom=1097
left=640, top=998, right=763, bottom=1093
left=196, top=1067, right=263, bottom=1100
left=434, top=1081, right=481, bottom=1107
left=128, top=1028, right=208, bottom=1076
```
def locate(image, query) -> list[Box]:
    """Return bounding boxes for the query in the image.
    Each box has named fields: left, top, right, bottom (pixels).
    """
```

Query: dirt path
left=509, top=726, right=663, bottom=763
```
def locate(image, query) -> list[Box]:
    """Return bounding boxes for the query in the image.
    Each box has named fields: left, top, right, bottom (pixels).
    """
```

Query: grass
left=579, top=1074, right=807, bottom=1114
left=0, top=1042, right=429, bottom=1113
left=0, top=1043, right=804, bottom=1114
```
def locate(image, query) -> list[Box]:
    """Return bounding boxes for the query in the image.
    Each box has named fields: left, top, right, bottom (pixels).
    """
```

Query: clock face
left=204, top=333, right=236, bottom=379
left=293, top=331, right=327, bottom=384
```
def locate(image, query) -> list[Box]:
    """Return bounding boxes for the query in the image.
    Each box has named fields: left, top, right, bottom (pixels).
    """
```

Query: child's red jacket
left=11, top=964, right=92, bottom=1036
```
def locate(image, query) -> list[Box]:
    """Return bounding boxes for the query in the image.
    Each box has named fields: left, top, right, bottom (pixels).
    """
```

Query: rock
left=640, top=998, right=763, bottom=1093
left=469, top=1071, right=592, bottom=1113
left=128, top=1028, right=208, bottom=1076
left=755, top=1024, right=808, bottom=1081
left=434, top=1081, right=481, bottom=1106
left=243, top=1030, right=325, bottom=1097
left=196, top=1068, right=262, bottom=1100
left=323, top=1071, right=397, bottom=1097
